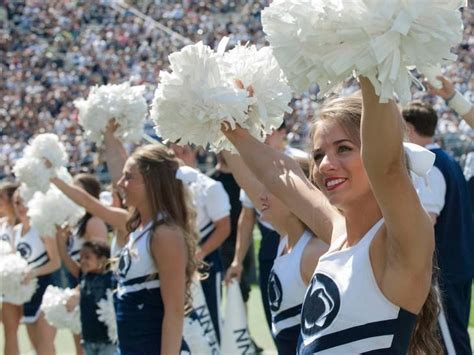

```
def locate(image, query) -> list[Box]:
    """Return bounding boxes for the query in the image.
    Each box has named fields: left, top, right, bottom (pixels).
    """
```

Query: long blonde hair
left=125, top=144, right=199, bottom=309
left=310, top=93, right=443, bottom=354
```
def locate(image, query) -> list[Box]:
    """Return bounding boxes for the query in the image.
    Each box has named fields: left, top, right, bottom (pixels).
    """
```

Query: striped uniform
left=269, top=231, right=312, bottom=354
left=14, top=224, right=55, bottom=323
left=298, top=219, right=416, bottom=354
left=115, top=221, right=189, bottom=354
left=65, top=227, right=84, bottom=287
left=186, top=169, right=231, bottom=342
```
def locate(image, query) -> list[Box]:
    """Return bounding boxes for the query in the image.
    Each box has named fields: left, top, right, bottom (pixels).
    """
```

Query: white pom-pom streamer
left=219, top=43, right=292, bottom=141
left=96, top=289, right=118, bottom=343
left=19, top=183, right=37, bottom=202
left=262, top=0, right=465, bottom=104
left=27, top=187, right=85, bottom=237
left=150, top=41, right=251, bottom=152
left=0, top=253, right=37, bottom=304
left=74, top=82, right=147, bottom=144
left=40, top=286, right=81, bottom=334
left=24, top=134, right=67, bottom=169
left=13, top=157, right=52, bottom=194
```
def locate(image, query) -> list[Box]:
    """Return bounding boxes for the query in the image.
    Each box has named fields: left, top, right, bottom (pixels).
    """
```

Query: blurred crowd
left=1, top=0, right=473, bottom=181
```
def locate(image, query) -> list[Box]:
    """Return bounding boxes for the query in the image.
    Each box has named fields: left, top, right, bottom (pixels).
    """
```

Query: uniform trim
left=274, top=304, right=302, bottom=323
left=120, top=273, right=159, bottom=287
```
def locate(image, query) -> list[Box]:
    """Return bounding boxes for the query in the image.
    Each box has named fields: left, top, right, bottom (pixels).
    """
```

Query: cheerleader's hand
left=105, top=118, right=119, bottom=137
left=65, top=292, right=80, bottom=312
left=224, top=261, right=243, bottom=285
left=426, top=75, right=455, bottom=100
left=21, top=268, right=37, bottom=285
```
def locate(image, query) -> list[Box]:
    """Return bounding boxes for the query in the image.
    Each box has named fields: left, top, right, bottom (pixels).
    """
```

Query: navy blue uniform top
left=430, top=148, right=474, bottom=283
left=80, top=271, right=114, bottom=343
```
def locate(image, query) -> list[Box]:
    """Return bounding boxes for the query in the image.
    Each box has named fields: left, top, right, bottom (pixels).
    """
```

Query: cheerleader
left=222, top=152, right=328, bottom=354
left=57, top=174, right=107, bottom=355
left=0, top=182, right=20, bottom=355
left=55, top=143, right=198, bottom=354
left=224, top=78, right=441, bottom=354
left=9, top=189, right=60, bottom=355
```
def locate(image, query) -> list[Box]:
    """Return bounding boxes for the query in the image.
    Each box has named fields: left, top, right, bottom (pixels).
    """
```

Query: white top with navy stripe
left=185, top=168, right=230, bottom=240
left=298, top=219, right=417, bottom=354
left=0, top=218, right=15, bottom=248
left=116, top=221, right=160, bottom=297
left=269, top=230, right=312, bottom=336
left=13, top=224, right=49, bottom=269
left=67, top=227, right=84, bottom=262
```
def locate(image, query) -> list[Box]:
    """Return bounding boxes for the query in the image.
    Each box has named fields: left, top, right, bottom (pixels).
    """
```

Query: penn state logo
left=118, top=248, right=132, bottom=278
left=268, top=270, right=283, bottom=312
left=301, top=273, right=340, bottom=340
left=1, top=233, right=10, bottom=242
left=16, top=242, right=32, bottom=259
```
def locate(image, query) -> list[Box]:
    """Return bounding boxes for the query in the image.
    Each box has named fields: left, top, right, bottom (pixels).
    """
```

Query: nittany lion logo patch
left=268, top=270, right=283, bottom=312
left=118, top=248, right=132, bottom=278
left=16, top=242, right=32, bottom=260
left=301, top=273, right=340, bottom=342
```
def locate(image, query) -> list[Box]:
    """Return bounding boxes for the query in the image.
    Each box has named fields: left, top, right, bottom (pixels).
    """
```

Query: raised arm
left=427, top=75, right=474, bottom=129
left=103, top=120, right=129, bottom=185
left=359, top=77, right=434, bottom=269
left=55, top=226, right=80, bottom=278
left=223, top=128, right=341, bottom=244
left=51, top=177, right=128, bottom=233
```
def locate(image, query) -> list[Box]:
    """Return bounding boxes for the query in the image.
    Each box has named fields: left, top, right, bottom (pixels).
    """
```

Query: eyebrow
left=313, top=139, right=353, bottom=152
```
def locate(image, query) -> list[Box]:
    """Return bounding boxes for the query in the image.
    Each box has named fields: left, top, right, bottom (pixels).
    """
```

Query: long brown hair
left=310, top=93, right=442, bottom=354
left=125, top=144, right=199, bottom=308
left=73, top=173, right=101, bottom=237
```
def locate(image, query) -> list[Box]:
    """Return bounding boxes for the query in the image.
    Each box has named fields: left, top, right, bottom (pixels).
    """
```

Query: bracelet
left=446, top=91, right=472, bottom=116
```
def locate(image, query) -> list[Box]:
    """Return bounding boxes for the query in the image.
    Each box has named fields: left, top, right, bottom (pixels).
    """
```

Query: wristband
left=446, top=91, right=472, bottom=116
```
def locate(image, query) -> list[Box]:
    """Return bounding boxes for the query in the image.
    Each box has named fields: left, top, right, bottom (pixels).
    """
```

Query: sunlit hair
left=309, top=92, right=442, bottom=354
left=125, top=144, right=199, bottom=309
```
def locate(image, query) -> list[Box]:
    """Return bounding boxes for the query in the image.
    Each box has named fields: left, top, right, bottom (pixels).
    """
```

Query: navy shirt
left=80, top=271, right=114, bottom=343
left=431, top=148, right=474, bottom=283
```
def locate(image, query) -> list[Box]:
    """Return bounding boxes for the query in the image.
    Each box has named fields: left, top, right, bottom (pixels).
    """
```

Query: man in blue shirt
left=403, top=101, right=474, bottom=354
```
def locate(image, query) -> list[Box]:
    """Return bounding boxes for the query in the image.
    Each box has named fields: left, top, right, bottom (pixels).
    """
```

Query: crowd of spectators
left=1, top=0, right=472, bottom=181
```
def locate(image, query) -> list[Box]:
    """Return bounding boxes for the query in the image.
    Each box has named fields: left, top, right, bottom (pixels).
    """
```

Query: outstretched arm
left=56, top=226, right=80, bottom=279
left=427, top=75, right=474, bottom=128
left=223, top=128, right=341, bottom=244
left=360, top=77, right=434, bottom=270
left=51, top=177, right=128, bottom=233
left=103, top=120, right=129, bottom=185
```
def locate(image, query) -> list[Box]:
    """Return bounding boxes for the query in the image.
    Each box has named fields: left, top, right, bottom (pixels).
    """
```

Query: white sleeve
left=414, top=166, right=446, bottom=215
left=205, top=181, right=231, bottom=222
left=239, top=189, right=254, bottom=209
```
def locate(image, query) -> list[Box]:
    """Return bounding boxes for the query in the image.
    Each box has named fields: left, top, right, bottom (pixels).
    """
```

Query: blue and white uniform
left=115, top=221, right=189, bottom=354
left=186, top=169, right=231, bottom=342
left=14, top=224, right=55, bottom=323
left=298, top=219, right=416, bottom=354
left=269, top=231, right=312, bottom=354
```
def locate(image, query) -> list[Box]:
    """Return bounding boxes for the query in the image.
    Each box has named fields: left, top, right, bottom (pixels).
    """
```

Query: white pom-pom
left=74, top=82, right=147, bottom=144
left=150, top=41, right=251, bottom=152
left=0, top=253, right=37, bottom=303
left=219, top=43, right=292, bottom=141
left=262, top=0, right=465, bottom=104
left=13, top=157, right=52, bottom=194
left=40, top=286, right=81, bottom=334
left=96, top=289, right=117, bottom=343
left=27, top=187, right=85, bottom=237
left=19, top=183, right=37, bottom=202
left=24, top=134, right=68, bottom=169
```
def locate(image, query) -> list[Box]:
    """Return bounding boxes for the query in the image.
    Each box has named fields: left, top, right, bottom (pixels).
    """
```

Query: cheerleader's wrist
left=446, top=91, right=472, bottom=116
